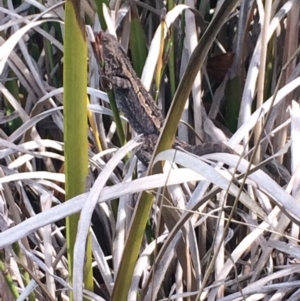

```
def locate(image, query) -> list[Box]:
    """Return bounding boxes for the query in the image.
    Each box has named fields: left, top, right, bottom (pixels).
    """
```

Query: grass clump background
left=0, top=0, right=300, bottom=301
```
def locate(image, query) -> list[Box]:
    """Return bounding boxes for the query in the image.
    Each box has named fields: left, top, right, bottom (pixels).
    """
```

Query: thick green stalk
left=0, top=252, right=19, bottom=299
left=93, top=0, right=109, bottom=30
left=111, top=2, right=240, bottom=301
left=155, top=0, right=240, bottom=154
left=64, top=0, right=92, bottom=299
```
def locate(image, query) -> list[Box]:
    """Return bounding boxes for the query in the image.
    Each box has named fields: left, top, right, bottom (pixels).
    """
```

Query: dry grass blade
left=0, top=168, right=206, bottom=247
left=73, top=139, right=142, bottom=300
left=0, top=0, right=300, bottom=300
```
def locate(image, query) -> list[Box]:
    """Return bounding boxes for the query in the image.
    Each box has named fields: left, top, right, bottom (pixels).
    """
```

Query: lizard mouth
left=91, top=32, right=105, bottom=68
left=98, top=31, right=106, bottom=66
left=91, top=32, right=112, bottom=91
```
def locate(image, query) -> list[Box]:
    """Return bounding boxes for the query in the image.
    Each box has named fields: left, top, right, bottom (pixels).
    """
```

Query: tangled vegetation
left=0, top=1, right=300, bottom=300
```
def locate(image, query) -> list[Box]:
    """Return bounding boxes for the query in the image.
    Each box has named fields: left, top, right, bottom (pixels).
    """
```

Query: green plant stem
left=64, top=0, right=92, bottom=299
left=94, top=0, right=109, bottom=30
left=0, top=254, right=20, bottom=299
left=167, top=0, right=176, bottom=99
left=110, top=2, right=240, bottom=301
left=107, top=90, right=126, bottom=145
left=12, top=242, right=35, bottom=301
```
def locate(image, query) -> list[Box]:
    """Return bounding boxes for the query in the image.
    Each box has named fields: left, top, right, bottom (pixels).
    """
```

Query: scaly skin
left=92, top=32, right=235, bottom=165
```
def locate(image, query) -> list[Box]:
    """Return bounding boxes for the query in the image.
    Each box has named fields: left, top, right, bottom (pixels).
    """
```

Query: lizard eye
left=101, top=36, right=108, bottom=45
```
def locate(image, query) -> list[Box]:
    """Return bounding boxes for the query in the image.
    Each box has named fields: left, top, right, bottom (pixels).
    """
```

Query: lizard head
left=92, top=32, right=127, bottom=90
left=98, top=32, right=124, bottom=72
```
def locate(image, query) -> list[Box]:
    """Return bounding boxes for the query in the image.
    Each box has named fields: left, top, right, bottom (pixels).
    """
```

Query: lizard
left=91, top=32, right=236, bottom=165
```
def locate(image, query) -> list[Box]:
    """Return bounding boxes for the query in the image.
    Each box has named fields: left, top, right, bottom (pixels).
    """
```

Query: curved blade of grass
left=110, top=2, right=240, bottom=301
left=73, top=139, right=141, bottom=300
left=154, top=0, right=240, bottom=155
left=141, top=4, right=202, bottom=90
left=0, top=168, right=206, bottom=247
left=0, top=20, right=48, bottom=75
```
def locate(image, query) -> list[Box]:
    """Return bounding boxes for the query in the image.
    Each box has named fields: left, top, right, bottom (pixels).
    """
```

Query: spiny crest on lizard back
left=91, top=31, right=242, bottom=168
left=92, top=31, right=164, bottom=135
